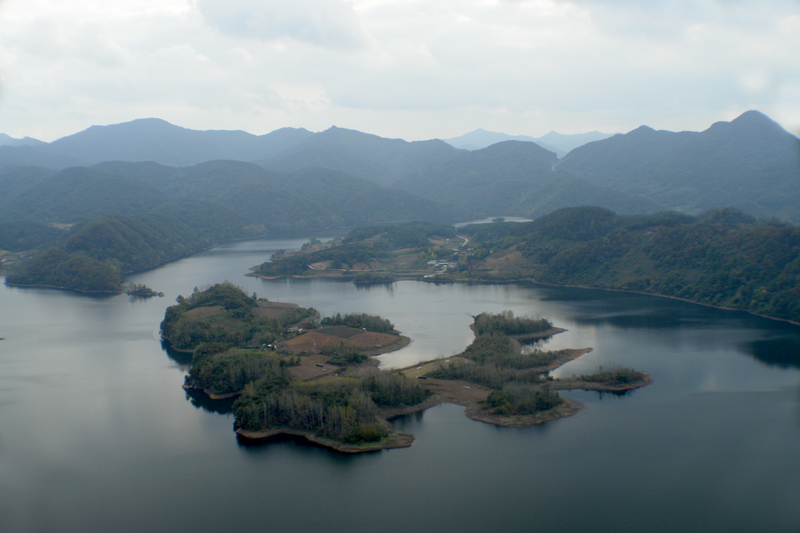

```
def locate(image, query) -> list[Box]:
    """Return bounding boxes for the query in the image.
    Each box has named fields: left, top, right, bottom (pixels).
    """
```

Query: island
left=125, top=282, right=164, bottom=298
left=162, top=284, right=650, bottom=453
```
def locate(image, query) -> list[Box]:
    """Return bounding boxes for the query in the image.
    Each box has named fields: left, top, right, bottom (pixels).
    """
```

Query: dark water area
left=2, top=233, right=800, bottom=532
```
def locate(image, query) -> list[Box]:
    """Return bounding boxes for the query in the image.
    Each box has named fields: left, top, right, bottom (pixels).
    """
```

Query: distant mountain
left=279, top=167, right=474, bottom=225
left=442, top=129, right=564, bottom=157
left=258, top=126, right=461, bottom=187
left=0, top=145, right=84, bottom=170
left=394, top=141, right=664, bottom=218
left=556, top=110, right=800, bottom=223
left=0, top=164, right=266, bottom=241
left=0, top=133, right=45, bottom=147
left=95, top=160, right=474, bottom=230
left=0, top=120, right=460, bottom=187
left=0, top=167, right=169, bottom=223
left=442, top=128, right=615, bottom=156
left=536, top=131, right=615, bottom=154
left=0, top=166, right=56, bottom=202
left=0, top=119, right=314, bottom=169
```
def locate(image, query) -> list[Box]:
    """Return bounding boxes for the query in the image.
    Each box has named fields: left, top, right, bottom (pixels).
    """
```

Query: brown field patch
left=253, top=300, right=299, bottom=318
left=342, top=331, right=400, bottom=350
left=185, top=305, right=224, bottom=318
left=419, top=378, right=490, bottom=403
left=484, top=250, right=529, bottom=271
left=400, top=357, right=470, bottom=379
left=287, top=354, right=340, bottom=381
left=282, top=331, right=344, bottom=353
left=315, top=326, right=364, bottom=339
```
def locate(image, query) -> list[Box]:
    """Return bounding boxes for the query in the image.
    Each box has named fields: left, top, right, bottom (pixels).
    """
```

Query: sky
left=0, top=0, right=798, bottom=142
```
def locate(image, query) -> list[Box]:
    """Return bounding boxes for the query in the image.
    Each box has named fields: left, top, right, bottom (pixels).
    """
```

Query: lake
left=1, top=233, right=799, bottom=532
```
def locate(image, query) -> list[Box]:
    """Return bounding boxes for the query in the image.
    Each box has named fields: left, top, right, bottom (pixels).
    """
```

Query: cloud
left=0, top=0, right=798, bottom=140
left=195, top=0, right=365, bottom=50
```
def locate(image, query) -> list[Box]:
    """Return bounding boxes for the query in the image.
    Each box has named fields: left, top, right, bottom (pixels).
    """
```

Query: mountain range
left=556, top=111, right=800, bottom=223
left=441, top=128, right=614, bottom=156
left=1, top=109, right=798, bottom=230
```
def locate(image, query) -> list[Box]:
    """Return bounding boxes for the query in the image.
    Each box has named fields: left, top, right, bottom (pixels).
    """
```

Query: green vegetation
left=6, top=213, right=211, bottom=293
left=256, top=243, right=381, bottom=276
left=254, top=222, right=459, bottom=277
left=319, top=344, right=369, bottom=366
left=160, top=283, right=429, bottom=448
left=484, top=385, right=561, bottom=416
left=320, top=313, right=395, bottom=334
left=125, top=282, right=162, bottom=297
left=429, top=333, right=566, bottom=413
left=461, top=206, right=800, bottom=324
left=161, top=282, right=316, bottom=351
left=4, top=248, right=121, bottom=292
left=0, top=221, right=64, bottom=252
left=393, top=140, right=665, bottom=218
left=473, top=311, right=553, bottom=336
left=190, top=347, right=289, bottom=396
left=426, top=312, right=647, bottom=417
left=557, top=110, right=800, bottom=224
left=577, top=366, right=646, bottom=386
left=234, top=375, right=428, bottom=442
left=343, top=222, right=457, bottom=249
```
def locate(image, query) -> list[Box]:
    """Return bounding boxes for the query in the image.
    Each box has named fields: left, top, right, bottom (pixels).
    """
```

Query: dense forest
left=161, top=282, right=316, bottom=351
left=429, top=313, right=648, bottom=415
left=472, top=311, right=553, bottom=336
left=234, top=375, right=429, bottom=442
left=460, top=206, right=800, bottom=323
left=319, top=313, right=395, bottom=334
left=6, top=213, right=212, bottom=292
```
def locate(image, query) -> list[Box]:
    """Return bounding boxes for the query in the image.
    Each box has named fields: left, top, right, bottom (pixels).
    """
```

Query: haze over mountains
left=442, top=128, right=614, bottom=156
left=556, top=111, right=800, bottom=223
left=0, top=109, right=798, bottom=234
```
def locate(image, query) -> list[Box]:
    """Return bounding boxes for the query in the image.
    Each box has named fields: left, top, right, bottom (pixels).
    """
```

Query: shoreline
left=3, top=281, right=120, bottom=294
left=548, top=372, right=653, bottom=392
left=235, top=427, right=415, bottom=453
left=255, top=269, right=800, bottom=328
left=183, top=381, right=241, bottom=400
left=480, top=277, right=800, bottom=328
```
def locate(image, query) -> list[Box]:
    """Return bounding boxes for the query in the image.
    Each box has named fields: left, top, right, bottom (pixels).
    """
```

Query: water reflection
left=236, top=432, right=368, bottom=460
left=739, top=335, right=800, bottom=369
left=185, top=388, right=236, bottom=414
left=161, top=340, right=192, bottom=367
left=354, top=281, right=396, bottom=293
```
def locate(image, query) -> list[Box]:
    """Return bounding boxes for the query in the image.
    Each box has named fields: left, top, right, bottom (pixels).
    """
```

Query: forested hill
left=460, top=207, right=800, bottom=323
left=0, top=159, right=473, bottom=292
left=2, top=111, right=798, bottom=224
left=5, top=214, right=212, bottom=292
left=556, top=111, right=800, bottom=223
left=393, top=141, right=665, bottom=218
left=257, top=126, right=460, bottom=187
left=94, top=160, right=474, bottom=228
left=0, top=119, right=315, bottom=168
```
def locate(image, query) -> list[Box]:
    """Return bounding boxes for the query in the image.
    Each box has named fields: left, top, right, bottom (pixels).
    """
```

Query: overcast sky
left=0, top=0, right=798, bottom=141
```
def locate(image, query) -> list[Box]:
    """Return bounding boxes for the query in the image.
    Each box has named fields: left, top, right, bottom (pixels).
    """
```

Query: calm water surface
left=1, top=234, right=800, bottom=532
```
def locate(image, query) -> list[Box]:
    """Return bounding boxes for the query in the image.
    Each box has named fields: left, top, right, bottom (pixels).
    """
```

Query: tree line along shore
left=252, top=208, right=800, bottom=327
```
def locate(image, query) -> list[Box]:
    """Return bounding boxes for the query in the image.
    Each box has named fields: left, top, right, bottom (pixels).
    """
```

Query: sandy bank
left=235, top=427, right=414, bottom=453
